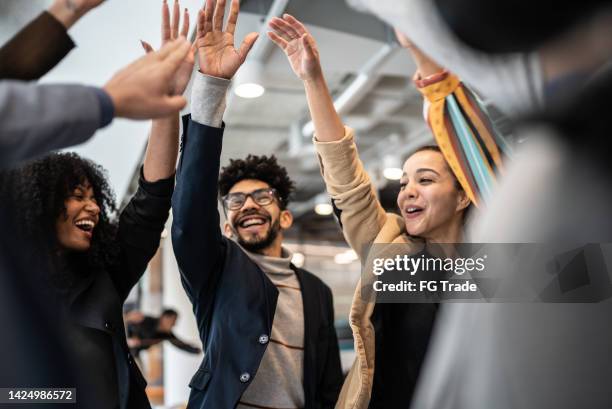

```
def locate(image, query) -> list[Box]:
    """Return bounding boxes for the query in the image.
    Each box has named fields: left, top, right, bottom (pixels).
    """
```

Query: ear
left=279, top=209, right=293, bottom=230
left=223, top=221, right=233, bottom=238
left=456, top=189, right=471, bottom=212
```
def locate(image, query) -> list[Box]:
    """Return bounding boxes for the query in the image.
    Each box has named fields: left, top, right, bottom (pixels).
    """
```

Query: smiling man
left=170, top=1, right=342, bottom=408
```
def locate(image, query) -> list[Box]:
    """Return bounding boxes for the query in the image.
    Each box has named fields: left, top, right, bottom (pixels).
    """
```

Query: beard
left=232, top=210, right=281, bottom=253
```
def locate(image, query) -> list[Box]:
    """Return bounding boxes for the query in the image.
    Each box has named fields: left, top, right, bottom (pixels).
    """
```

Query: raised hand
left=267, top=14, right=322, bottom=81
left=195, top=0, right=259, bottom=79
left=103, top=38, right=191, bottom=119
left=141, top=0, right=196, bottom=95
left=394, top=28, right=444, bottom=78
left=48, top=0, right=106, bottom=28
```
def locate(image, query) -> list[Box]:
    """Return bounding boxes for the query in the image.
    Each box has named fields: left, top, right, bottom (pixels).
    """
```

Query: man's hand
left=195, top=0, right=259, bottom=79
left=103, top=38, right=191, bottom=119
left=48, top=0, right=106, bottom=29
left=267, top=14, right=322, bottom=82
left=142, top=0, right=196, bottom=96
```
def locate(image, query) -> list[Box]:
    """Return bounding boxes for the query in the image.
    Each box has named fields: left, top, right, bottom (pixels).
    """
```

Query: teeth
left=407, top=207, right=421, bottom=213
left=242, top=218, right=265, bottom=227
left=76, top=220, right=94, bottom=227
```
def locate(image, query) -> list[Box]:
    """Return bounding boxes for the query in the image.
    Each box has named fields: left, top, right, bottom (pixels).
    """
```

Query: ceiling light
left=383, top=154, right=403, bottom=180
left=234, top=61, right=265, bottom=99
left=314, top=203, right=333, bottom=216
left=383, top=167, right=403, bottom=180
left=334, top=249, right=358, bottom=265
left=292, top=252, right=305, bottom=268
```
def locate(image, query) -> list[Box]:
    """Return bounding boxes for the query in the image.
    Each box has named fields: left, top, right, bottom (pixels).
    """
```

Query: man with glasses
left=171, top=1, right=342, bottom=408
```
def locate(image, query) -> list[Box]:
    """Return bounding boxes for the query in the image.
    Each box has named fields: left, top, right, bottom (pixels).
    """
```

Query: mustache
left=233, top=208, right=272, bottom=225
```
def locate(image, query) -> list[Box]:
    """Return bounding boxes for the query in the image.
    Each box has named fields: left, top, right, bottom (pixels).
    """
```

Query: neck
left=427, top=217, right=464, bottom=245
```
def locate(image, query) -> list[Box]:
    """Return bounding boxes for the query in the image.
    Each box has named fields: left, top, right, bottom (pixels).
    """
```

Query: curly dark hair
left=0, top=152, right=120, bottom=285
left=218, top=154, right=295, bottom=208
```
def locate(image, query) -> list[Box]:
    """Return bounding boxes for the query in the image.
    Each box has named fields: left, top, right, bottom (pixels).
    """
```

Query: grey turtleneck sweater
left=237, top=246, right=305, bottom=409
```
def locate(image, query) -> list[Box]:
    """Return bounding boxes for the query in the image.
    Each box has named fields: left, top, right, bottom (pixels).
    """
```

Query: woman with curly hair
left=0, top=1, right=197, bottom=407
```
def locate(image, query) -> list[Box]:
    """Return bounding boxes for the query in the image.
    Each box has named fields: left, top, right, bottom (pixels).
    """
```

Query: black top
left=368, top=302, right=438, bottom=408
left=57, top=169, right=174, bottom=409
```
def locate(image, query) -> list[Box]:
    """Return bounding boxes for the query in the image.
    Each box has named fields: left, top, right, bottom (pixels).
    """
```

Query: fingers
left=225, top=0, right=239, bottom=35
left=282, top=14, right=307, bottom=37
left=269, top=18, right=295, bottom=42
left=161, top=95, right=188, bottom=112
left=181, top=7, right=190, bottom=37
left=157, top=36, right=189, bottom=60
left=162, top=0, right=171, bottom=42
left=271, top=17, right=300, bottom=40
left=203, top=0, right=214, bottom=34
left=238, top=32, right=259, bottom=63
left=140, top=40, right=155, bottom=54
left=161, top=38, right=191, bottom=71
left=212, top=0, right=225, bottom=32
left=172, top=0, right=180, bottom=39
left=266, top=31, right=288, bottom=50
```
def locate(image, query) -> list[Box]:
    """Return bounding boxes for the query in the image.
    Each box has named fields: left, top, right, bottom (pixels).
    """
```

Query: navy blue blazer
left=171, top=117, right=343, bottom=409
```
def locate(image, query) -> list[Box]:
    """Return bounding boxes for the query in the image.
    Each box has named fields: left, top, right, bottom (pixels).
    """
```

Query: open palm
left=268, top=15, right=321, bottom=81
left=196, top=0, right=258, bottom=79
left=141, top=0, right=195, bottom=96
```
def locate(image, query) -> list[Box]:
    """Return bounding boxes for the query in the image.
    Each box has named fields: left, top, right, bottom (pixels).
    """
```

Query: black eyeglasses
left=222, top=188, right=279, bottom=210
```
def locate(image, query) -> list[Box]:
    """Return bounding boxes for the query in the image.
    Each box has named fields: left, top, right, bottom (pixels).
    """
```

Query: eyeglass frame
left=220, top=187, right=283, bottom=211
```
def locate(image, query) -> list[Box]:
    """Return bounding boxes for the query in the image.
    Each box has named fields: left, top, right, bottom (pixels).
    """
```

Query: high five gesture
left=267, top=14, right=322, bottom=82
left=268, top=14, right=344, bottom=142
left=141, top=0, right=196, bottom=96
left=196, top=0, right=259, bottom=79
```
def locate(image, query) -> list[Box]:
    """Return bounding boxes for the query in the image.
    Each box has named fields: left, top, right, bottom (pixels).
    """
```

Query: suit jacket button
left=104, top=321, right=113, bottom=330
left=258, top=335, right=269, bottom=345
left=239, top=373, right=250, bottom=383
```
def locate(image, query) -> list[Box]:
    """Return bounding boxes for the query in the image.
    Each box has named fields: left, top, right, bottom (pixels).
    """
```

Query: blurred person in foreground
left=0, top=2, right=195, bottom=407
left=170, top=0, right=342, bottom=408
left=267, top=15, right=478, bottom=409
left=400, top=2, right=612, bottom=409
left=127, top=309, right=201, bottom=359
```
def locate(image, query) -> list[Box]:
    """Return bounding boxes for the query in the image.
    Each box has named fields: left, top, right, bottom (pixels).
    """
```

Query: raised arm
left=0, top=0, right=105, bottom=80
left=171, top=0, right=258, bottom=296
left=395, top=29, right=506, bottom=207
left=0, top=38, right=191, bottom=170
left=111, top=1, right=196, bottom=299
left=268, top=15, right=386, bottom=257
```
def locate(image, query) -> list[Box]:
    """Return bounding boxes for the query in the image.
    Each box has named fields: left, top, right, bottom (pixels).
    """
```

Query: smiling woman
left=3, top=152, right=118, bottom=272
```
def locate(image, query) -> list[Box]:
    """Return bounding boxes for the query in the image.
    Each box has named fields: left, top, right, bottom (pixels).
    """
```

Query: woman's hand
left=267, top=14, right=322, bottom=82
left=141, top=0, right=195, bottom=96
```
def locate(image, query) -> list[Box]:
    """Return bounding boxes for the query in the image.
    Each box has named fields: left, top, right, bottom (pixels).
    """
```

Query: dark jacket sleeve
left=320, top=285, right=344, bottom=409
left=171, top=115, right=225, bottom=302
left=0, top=11, right=75, bottom=80
left=111, top=168, right=174, bottom=301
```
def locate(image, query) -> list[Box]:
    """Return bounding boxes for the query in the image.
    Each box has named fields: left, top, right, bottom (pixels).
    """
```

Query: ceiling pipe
left=301, top=42, right=399, bottom=136
left=249, top=0, right=292, bottom=60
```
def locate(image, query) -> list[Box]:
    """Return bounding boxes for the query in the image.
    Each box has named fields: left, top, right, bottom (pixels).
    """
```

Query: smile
left=74, top=218, right=96, bottom=232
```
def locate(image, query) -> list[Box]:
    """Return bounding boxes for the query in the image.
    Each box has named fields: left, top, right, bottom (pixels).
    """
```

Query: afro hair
left=218, top=154, right=295, bottom=208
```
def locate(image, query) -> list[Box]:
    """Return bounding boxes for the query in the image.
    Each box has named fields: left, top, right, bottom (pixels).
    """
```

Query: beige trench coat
left=314, top=128, right=423, bottom=409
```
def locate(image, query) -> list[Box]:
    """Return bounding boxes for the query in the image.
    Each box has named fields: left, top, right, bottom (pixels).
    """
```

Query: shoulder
left=297, top=268, right=333, bottom=298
